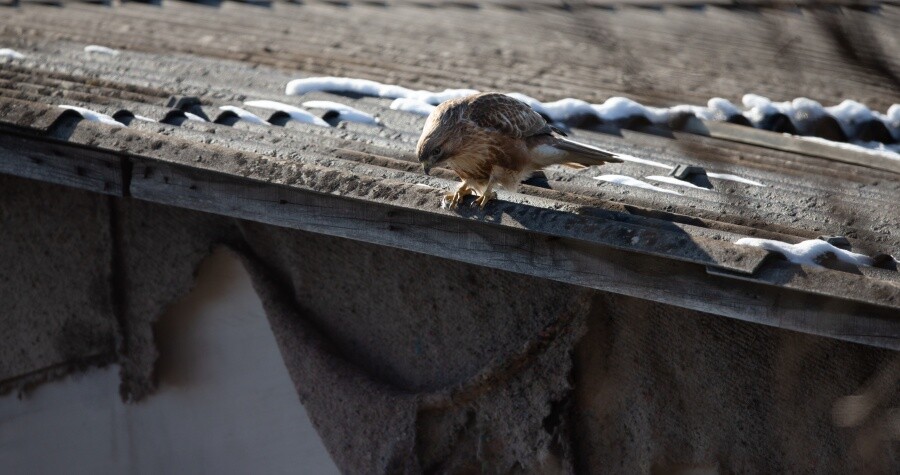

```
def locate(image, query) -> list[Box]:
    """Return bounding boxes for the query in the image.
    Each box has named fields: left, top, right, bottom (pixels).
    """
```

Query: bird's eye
left=431, top=147, right=441, bottom=156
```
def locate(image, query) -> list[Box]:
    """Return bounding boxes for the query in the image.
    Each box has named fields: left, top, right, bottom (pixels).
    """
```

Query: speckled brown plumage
left=416, top=92, right=622, bottom=208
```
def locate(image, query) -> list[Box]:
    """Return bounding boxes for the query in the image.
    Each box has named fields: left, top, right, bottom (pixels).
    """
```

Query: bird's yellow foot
left=443, top=186, right=475, bottom=209
left=473, top=191, right=497, bottom=209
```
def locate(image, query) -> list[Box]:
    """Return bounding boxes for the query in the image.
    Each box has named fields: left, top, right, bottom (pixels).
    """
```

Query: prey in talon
left=416, top=92, right=623, bottom=209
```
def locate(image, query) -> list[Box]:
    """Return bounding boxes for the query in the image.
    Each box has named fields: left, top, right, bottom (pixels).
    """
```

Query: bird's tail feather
left=551, top=138, right=623, bottom=166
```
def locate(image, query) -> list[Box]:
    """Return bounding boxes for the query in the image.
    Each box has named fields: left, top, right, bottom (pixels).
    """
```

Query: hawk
left=416, top=92, right=622, bottom=208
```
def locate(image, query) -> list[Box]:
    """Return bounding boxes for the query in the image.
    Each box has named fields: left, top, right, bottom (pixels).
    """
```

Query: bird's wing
left=551, top=137, right=623, bottom=165
left=464, top=93, right=552, bottom=139
left=526, top=133, right=624, bottom=168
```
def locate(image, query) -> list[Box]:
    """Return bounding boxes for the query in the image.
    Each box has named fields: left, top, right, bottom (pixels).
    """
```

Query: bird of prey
left=416, top=92, right=622, bottom=208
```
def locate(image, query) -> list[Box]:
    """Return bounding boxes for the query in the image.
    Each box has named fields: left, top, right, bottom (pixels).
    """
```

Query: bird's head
left=416, top=102, right=463, bottom=175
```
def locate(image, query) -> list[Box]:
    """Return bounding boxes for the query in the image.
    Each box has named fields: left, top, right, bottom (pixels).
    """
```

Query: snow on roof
left=705, top=172, right=765, bottom=187
left=389, top=98, right=435, bottom=116
left=0, top=48, right=26, bottom=60
left=645, top=175, right=711, bottom=190
left=219, top=105, right=270, bottom=126
left=735, top=238, right=875, bottom=268
left=286, top=77, right=899, bottom=157
left=594, top=175, right=681, bottom=195
left=243, top=100, right=330, bottom=127
left=58, top=105, right=124, bottom=127
left=184, top=112, right=207, bottom=123
left=84, top=45, right=120, bottom=56
left=301, top=100, right=380, bottom=126
left=609, top=152, right=670, bottom=169
left=285, top=77, right=476, bottom=105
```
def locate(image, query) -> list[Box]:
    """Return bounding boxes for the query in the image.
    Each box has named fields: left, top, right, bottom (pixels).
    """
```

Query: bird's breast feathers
left=447, top=131, right=532, bottom=188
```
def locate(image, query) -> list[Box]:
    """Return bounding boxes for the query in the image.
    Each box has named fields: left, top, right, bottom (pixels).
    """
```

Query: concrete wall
left=1, top=174, right=898, bottom=473
left=0, top=249, right=338, bottom=474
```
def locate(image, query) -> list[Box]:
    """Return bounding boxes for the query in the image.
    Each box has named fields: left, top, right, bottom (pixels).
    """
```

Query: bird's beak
left=422, top=163, right=431, bottom=175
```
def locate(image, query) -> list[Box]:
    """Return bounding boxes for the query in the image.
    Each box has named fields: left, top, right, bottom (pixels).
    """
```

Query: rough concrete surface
left=241, top=222, right=594, bottom=472
left=1, top=175, right=898, bottom=472
left=574, top=293, right=900, bottom=474
left=0, top=174, right=117, bottom=392
left=239, top=221, right=590, bottom=392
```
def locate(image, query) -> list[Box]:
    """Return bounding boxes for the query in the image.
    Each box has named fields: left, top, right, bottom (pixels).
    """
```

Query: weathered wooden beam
left=0, top=132, right=125, bottom=196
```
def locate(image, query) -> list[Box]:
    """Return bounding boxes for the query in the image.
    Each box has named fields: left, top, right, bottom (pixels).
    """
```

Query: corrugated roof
left=1, top=2, right=898, bottom=347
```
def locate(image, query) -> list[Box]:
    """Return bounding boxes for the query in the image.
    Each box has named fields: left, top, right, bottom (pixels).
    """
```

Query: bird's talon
left=444, top=187, right=475, bottom=209
left=473, top=193, right=495, bottom=209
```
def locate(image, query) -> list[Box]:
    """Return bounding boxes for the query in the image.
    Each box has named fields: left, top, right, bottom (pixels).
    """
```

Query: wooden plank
left=128, top=157, right=900, bottom=349
left=0, top=132, right=125, bottom=196
left=707, top=263, right=900, bottom=312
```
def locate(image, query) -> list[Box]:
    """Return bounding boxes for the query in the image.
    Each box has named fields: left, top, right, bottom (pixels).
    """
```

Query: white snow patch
left=58, top=105, right=124, bottom=127
left=884, top=105, right=900, bottom=142
left=610, top=153, right=671, bottom=169
left=84, top=45, right=120, bottom=56
left=707, top=97, right=742, bottom=120
left=883, top=104, right=900, bottom=137
left=706, top=172, right=765, bottom=187
left=645, top=175, right=710, bottom=190
left=742, top=95, right=832, bottom=125
left=184, top=112, right=207, bottom=122
left=0, top=48, right=25, bottom=60
left=741, top=94, right=900, bottom=139
left=134, top=114, right=156, bottom=122
left=826, top=99, right=876, bottom=133
left=886, top=104, right=900, bottom=123
left=735, top=238, right=873, bottom=268
left=285, top=77, right=898, bottom=150
left=219, top=106, right=269, bottom=126
left=794, top=135, right=900, bottom=160
left=742, top=94, right=782, bottom=124
left=544, top=98, right=596, bottom=122
left=285, top=77, right=475, bottom=105
left=242, top=100, right=329, bottom=127
left=511, top=94, right=738, bottom=124
left=593, top=97, right=666, bottom=123
left=389, top=98, right=435, bottom=115
left=286, top=77, right=405, bottom=97
left=301, top=100, right=380, bottom=125
left=594, top=175, right=681, bottom=195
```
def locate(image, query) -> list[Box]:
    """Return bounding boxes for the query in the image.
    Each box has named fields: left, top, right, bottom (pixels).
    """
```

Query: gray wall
left=1, top=173, right=897, bottom=473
